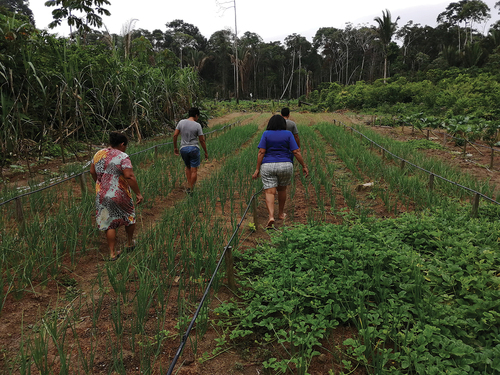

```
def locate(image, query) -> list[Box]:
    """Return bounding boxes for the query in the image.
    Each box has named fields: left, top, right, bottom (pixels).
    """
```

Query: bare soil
left=0, top=111, right=496, bottom=375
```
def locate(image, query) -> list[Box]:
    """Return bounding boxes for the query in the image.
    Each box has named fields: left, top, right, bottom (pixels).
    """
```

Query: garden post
left=78, top=173, right=87, bottom=195
left=426, top=129, right=430, bottom=140
left=443, top=133, right=447, bottom=146
left=224, top=246, right=236, bottom=291
left=252, top=198, right=258, bottom=227
left=490, top=148, right=494, bottom=169
left=154, top=145, right=158, bottom=159
left=471, top=193, right=480, bottom=218
left=400, top=160, right=405, bottom=170
left=429, top=174, right=435, bottom=191
left=15, top=198, right=25, bottom=235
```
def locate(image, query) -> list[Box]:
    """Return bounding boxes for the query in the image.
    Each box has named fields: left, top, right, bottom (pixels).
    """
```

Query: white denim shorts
left=260, top=162, right=293, bottom=189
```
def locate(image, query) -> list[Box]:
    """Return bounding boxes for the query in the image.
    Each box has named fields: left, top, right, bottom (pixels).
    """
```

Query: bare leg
left=125, top=223, right=136, bottom=247
left=277, top=185, right=287, bottom=219
left=190, top=167, right=198, bottom=189
left=106, top=229, right=117, bottom=258
left=185, top=167, right=198, bottom=190
left=185, top=167, right=192, bottom=188
left=264, top=187, right=276, bottom=226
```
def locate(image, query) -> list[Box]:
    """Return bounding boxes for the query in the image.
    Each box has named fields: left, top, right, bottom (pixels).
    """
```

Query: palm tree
left=374, top=9, right=399, bottom=82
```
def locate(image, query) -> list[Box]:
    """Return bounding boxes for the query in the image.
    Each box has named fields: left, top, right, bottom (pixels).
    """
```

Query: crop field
left=0, top=112, right=499, bottom=375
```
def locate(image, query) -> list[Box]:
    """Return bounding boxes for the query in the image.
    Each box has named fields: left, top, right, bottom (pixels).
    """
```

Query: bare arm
left=199, top=135, right=208, bottom=160
left=252, top=148, right=266, bottom=179
left=123, top=168, right=143, bottom=204
left=292, top=149, right=309, bottom=177
left=294, top=134, right=301, bottom=149
left=173, top=129, right=180, bottom=155
left=90, top=163, right=97, bottom=182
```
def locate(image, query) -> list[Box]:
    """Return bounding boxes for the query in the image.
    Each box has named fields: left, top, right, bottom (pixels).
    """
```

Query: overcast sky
left=30, top=0, right=500, bottom=43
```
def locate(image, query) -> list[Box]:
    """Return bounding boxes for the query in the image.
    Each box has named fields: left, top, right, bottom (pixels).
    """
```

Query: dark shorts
left=180, top=146, right=201, bottom=168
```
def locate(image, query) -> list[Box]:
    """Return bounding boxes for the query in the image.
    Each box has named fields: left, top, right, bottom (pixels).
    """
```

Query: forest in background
left=2, top=0, right=500, bottom=171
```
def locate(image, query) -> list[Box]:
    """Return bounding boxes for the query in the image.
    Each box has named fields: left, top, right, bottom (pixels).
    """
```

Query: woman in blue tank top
left=252, top=115, right=309, bottom=228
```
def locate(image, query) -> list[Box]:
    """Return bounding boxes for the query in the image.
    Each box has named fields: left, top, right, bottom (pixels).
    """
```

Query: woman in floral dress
left=90, top=132, right=143, bottom=260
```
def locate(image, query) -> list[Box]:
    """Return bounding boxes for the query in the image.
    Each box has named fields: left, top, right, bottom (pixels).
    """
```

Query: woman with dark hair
left=90, top=132, right=143, bottom=260
left=252, top=115, right=308, bottom=228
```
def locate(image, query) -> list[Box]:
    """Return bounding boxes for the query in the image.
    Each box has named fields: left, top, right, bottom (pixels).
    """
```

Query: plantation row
left=0, top=114, right=499, bottom=374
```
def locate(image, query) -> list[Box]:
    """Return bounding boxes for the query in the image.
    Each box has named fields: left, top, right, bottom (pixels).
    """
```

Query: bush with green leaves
left=218, top=205, right=500, bottom=374
left=309, top=69, right=500, bottom=122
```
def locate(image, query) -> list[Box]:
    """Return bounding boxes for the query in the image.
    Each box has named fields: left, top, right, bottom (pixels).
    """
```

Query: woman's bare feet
left=278, top=213, right=287, bottom=220
left=266, top=218, right=275, bottom=228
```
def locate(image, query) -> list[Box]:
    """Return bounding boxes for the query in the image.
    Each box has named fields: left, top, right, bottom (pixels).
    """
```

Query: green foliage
left=310, top=70, right=500, bottom=122
left=0, top=16, right=202, bottom=159
left=203, top=99, right=301, bottom=116
left=218, top=206, right=500, bottom=374
left=44, top=0, right=111, bottom=33
left=406, top=139, right=445, bottom=150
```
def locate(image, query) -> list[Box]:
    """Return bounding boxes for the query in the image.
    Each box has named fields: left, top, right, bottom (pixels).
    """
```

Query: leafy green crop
left=218, top=205, right=500, bottom=374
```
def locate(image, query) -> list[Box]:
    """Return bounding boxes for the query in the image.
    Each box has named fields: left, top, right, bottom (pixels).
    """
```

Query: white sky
left=30, top=0, right=500, bottom=43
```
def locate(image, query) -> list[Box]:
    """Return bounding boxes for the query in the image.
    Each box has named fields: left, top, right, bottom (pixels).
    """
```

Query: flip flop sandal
left=265, top=219, right=275, bottom=229
left=125, top=240, right=136, bottom=252
left=108, top=253, right=121, bottom=261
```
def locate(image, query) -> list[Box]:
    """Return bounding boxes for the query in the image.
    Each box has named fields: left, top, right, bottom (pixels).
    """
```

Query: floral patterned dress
left=91, top=148, right=135, bottom=231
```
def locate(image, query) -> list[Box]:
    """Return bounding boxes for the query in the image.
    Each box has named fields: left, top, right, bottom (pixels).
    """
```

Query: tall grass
left=1, top=30, right=203, bottom=170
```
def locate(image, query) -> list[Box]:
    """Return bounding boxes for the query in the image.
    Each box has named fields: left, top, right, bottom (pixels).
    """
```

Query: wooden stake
left=429, top=174, right=435, bottom=191
left=225, top=246, right=236, bottom=291
left=15, top=198, right=25, bottom=235
left=471, top=193, right=480, bottom=218
left=78, top=173, right=87, bottom=195
left=252, top=198, right=258, bottom=227
left=490, top=148, right=494, bottom=170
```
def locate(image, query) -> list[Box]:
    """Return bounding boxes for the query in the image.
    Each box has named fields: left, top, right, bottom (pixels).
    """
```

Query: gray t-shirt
left=286, top=119, right=298, bottom=135
left=176, top=119, right=203, bottom=149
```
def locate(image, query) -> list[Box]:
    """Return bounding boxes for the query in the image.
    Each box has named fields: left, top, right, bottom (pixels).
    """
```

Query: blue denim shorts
left=180, top=146, right=201, bottom=168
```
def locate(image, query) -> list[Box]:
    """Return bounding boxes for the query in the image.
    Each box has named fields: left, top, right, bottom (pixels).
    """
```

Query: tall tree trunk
left=383, top=56, right=387, bottom=83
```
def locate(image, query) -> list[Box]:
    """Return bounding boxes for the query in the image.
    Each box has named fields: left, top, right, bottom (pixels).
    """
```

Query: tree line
left=51, top=0, right=500, bottom=100
left=2, top=0, right=500, bottom=170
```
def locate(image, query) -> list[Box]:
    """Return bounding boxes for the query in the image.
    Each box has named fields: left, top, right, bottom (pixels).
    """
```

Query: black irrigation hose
left=0, top=121, right=240, bottom=208
left=341, top=122, right=500, bottom=206
left=0, top=171, right=87, bottom=207
left=166, top=187, right=263, bottom=375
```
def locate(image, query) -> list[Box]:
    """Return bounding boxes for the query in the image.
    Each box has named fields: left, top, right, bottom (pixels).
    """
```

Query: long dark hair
left=109, top=132, right=129, bottom=147
left=266, top=115, right=286, bottom=130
